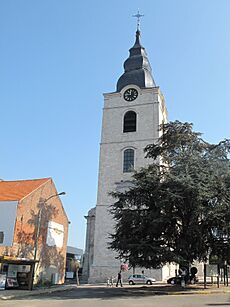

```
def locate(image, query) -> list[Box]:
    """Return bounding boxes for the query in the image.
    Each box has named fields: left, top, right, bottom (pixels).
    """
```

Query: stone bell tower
left=83, top=25, right=168, bottom=283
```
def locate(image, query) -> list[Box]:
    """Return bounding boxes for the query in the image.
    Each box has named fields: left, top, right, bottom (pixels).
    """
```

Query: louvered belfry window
left=123, top=111, right=136, bottom=132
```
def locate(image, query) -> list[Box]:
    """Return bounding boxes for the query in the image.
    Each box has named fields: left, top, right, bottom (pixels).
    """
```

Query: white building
left=83, top=27, right=176, bottom=283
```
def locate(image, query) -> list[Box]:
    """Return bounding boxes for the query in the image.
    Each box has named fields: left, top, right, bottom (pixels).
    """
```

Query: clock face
left=123, top=88, right=138, bottom=101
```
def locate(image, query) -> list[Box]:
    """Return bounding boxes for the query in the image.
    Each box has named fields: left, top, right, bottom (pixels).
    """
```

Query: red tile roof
left=0, top=178, right=51, bottom=201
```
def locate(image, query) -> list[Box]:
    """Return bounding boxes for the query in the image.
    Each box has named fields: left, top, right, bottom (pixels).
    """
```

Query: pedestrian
left=116, top=271, right=122, bottom=287
left=110, top=276, right=114, bottom=287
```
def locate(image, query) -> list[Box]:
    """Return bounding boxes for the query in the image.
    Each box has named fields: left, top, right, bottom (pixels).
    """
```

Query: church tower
left=84, top=25, right=168, bottom=283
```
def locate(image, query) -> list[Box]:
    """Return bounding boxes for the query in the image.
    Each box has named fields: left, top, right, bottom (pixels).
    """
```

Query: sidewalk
left=0, top=283, right=78, bottom=300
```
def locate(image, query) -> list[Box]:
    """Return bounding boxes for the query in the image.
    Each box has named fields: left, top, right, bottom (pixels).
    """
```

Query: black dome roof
left=116, top=30, right=156, bottom=92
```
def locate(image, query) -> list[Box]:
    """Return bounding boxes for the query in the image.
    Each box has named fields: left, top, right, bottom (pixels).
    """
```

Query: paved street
left=1, top=286, right=230, bottom=307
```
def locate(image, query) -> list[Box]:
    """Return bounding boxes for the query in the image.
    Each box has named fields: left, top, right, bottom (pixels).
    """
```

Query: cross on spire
left=132, top=10, right=144, bottom=31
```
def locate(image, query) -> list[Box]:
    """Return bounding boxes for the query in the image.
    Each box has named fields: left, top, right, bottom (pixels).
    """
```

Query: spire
left=133, top=29, right=141, bottom=47
left=116, top=21, right=156, bottom=92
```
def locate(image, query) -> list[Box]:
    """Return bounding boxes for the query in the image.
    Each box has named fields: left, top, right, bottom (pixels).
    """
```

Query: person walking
left=116, top=271, right=122, bottom=287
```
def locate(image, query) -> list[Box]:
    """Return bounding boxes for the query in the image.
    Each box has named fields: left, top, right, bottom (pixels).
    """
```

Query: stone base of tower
left=88, top=264, right=121, bottom=283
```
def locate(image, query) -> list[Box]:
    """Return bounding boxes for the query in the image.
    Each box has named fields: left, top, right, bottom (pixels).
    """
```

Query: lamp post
left=31, top=192, right=66, bottom=289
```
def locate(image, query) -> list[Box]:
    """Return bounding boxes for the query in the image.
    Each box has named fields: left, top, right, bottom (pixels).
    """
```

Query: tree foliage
left=110, top=121, right=230, bottom=268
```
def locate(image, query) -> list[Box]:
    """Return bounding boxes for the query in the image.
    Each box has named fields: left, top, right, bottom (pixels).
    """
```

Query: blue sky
left=0, top=0, right=229, bottom=250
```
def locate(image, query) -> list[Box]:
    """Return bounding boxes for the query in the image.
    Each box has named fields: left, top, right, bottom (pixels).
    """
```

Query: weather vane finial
left=132, top=9, right=144, bottom=31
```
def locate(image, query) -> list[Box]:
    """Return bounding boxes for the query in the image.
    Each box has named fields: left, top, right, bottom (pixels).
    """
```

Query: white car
left=128, top=274, right=156, bottom=285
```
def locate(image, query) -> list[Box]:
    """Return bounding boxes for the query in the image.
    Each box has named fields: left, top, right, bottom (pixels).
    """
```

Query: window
left=123, top=111, right=136, bottom=133
left=0, top=232, right=4, bottom=244
left=123, top=149, right=134, bottom=173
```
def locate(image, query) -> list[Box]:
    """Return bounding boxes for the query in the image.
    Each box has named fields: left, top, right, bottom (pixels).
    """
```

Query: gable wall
left=0, top=179, right=68, bottom=284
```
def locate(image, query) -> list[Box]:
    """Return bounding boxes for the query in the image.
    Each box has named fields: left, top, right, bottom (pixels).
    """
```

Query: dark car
left=167, top=276, right=183, bottom=285
left=167, top=275, right=198, bottom=285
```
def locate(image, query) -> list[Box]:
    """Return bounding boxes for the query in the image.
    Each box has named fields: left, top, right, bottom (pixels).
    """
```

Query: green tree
left=110, top=121, right=230, bottom=268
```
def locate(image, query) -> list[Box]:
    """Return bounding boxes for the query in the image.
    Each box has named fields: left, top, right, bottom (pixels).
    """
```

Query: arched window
left=123, top=149, right=134, bottom=173
left=123, top=111, right=136, bottom=133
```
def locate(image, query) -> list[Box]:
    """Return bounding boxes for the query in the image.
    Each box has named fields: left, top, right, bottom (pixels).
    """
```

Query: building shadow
left=12, top=285, right=230, bottom=301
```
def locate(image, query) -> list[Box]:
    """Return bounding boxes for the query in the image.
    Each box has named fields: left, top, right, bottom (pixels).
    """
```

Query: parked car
left=167, top=276, right=183, bottom=285
left=128, top=274, right=156, bottom=285
left=167, top=275, right=198, bottom=285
